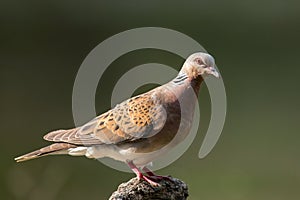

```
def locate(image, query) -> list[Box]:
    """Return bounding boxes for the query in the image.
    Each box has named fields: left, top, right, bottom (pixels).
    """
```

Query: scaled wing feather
left=44, top=91, right=167, bottom=145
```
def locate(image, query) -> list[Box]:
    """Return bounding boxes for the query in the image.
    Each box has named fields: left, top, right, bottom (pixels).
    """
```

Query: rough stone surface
left=109, top=176, right=189, bottom=200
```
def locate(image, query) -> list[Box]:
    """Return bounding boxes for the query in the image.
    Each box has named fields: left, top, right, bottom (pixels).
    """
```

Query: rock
left=109, top=176, right=189, bottom=200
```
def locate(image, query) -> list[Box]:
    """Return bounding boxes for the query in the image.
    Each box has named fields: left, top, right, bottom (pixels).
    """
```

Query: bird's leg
left=142, top=166, right=172, bottom=181
left=126, top=160, right=160, bottom=186
left=142, top=166, right=156, bottom=176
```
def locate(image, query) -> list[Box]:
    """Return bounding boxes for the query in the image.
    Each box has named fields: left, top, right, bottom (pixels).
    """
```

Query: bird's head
left=182, top=52, right=219, bottom=79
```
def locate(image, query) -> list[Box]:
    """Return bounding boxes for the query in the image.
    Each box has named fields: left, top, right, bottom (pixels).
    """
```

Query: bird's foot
left=138, top=174, right=161, bottom=187
left=142, top=166, right=173, bottom=182
left=148, top=174, right=172, bottom=181
left=127, top=160, right=161, bottom=187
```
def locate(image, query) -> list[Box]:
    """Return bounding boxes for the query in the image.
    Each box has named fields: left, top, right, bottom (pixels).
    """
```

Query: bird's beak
left=208, top=66, right=220, bottom=78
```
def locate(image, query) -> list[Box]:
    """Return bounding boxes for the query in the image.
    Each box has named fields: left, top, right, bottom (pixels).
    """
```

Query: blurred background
left=1, top=0, right=300, bottom=199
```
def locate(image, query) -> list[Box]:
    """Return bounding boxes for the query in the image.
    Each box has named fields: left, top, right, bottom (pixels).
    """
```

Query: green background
left=1, top=0, right=299, bottom=199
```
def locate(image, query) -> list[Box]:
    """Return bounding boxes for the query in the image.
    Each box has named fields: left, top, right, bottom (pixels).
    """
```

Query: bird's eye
left=195, top=58, right=208, bottom=68
left=195, top=58, right=204, bottom=65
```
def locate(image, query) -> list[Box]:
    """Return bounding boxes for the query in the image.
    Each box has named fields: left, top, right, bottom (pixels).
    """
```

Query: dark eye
left=195, top=58, right=204, bottom=65
left=195, top=58, right=207, bottom=67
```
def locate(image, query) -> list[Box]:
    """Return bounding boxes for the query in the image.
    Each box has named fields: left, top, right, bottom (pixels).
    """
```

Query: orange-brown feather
left=42, top=91, right=167, bottom=146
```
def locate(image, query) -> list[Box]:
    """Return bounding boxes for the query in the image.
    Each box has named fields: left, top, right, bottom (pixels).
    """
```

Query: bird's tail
left=14, top=143, right=78, bottom=162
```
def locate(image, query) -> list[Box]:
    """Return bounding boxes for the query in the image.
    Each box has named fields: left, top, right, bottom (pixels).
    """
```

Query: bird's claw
left=148, top=175, right=173, bottom=182
left=138, top=175, right=161, bottom=187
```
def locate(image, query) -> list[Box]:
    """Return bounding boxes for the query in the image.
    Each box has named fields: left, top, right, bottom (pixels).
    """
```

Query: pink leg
left=127, top=160, right=160, bottom=186
left=142, top=166, right=172, bottom=181
left=142, top=166, right=156, bottom=176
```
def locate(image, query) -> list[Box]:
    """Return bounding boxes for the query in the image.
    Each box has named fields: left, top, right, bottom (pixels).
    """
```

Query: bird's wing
left=44, top=91, right=167, bottom=145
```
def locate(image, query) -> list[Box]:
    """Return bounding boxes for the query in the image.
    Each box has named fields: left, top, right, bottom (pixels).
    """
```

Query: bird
left=15, top=52, right=220, bottom=186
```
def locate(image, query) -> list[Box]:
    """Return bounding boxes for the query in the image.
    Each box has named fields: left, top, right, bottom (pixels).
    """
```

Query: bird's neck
left=170, top=71, right=203, bottom=96
left=163, top=71, right=203, bottom=123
